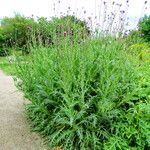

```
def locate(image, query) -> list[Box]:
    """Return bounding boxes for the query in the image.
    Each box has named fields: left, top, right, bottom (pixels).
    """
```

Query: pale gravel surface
left=0, top=70, right=48, bottom=150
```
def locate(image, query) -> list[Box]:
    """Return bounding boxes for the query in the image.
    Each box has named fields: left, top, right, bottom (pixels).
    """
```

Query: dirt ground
left=0, top=70, right=48, bottom=150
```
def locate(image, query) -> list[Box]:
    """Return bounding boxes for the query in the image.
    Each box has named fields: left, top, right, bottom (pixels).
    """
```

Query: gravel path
left=0, top=70, right=47, bottom=150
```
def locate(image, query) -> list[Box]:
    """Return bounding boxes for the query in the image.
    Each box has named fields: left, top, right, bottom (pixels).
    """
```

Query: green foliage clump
left=35, top=17, right=53, bottom=46
left=51, top=16, right=90, bottom=44
left=0, top=27, right=11, bottom=56
left=129, top=43, right=150, bottom=62
left=138, top=15, right=150, bottom=42
left=16, top=38, right=150, bottom=149
left=36, top=15, right=90, bottom=46
left=0, top=14, right=37, bottom=54
left=126, top=30, right=144, bottom=46
left=0, top=15, right=90, bottom=56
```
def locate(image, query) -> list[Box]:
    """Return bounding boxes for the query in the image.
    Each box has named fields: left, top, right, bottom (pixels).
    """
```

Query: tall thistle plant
left=16, top=0, right=150, bottom=149
left=16, top=36, right=150, bottom=149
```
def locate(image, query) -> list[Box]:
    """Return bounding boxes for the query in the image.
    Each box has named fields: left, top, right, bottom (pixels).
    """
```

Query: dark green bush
left=0, top=15, right=90, bottom=55
left=126, top=30, right=144, bottom=46
left=1, top=14, right=37, bottom=53
left=0, top=48, right=11, bottom=56
left=138, top=15, right=150, bottom=43
left=35, top=17, right=53, bottom=46
left=16, top=37, right=150, bottom=149
left=0, top=27, right=11, bottom=56
left=51, top=15, right=90, bottom=45
left=25, top=15, right=90, bottom=48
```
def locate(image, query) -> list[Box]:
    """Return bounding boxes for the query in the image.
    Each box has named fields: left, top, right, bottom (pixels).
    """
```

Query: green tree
left=49, top=15, right=91, bottom=45
left=1, top=14, right=37, bottom=53
left=138, top=15, right=150, bottom=42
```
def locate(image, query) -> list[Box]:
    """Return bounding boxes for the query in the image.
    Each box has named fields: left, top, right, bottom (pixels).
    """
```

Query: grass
left=0, top=57, right=16, bottom=75
left=0, top=52, right=30, bottom=75
left=0, top=63, right=16, bottom=75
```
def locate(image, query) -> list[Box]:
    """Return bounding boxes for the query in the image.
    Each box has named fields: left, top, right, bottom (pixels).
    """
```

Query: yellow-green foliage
left=129, top=43, right=150, bottom=62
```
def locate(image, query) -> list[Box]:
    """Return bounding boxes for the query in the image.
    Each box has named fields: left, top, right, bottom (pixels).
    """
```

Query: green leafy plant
left=138, top=15, right=150, bottom=43
left=0, top=14, right=37, bottom=54
left=0, top=27, right=11, bottom=56
left=16, top=37, right=149, bottom=149
left=126, top=30, right=144, bottom=46
left=127, top=43, right=150, bottom=64
left=51, top=15, right=90, bottom=43
left=36, top=15, right=90, bottom=46
left=0, top=15, right=90, bottom=55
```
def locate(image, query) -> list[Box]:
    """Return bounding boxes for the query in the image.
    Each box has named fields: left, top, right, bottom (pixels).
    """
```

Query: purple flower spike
left=144, top=1, right=147, bottom=4
left=64, top=31, right=67, bottom=37
left=120, top=10, right=125, bottom=13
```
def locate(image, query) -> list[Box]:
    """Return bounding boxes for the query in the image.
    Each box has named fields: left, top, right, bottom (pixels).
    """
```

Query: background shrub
left=126, top=30, right=144, bottom=46
left=51, top=15, right=90, bottom=44
left=0, top=27, right=11, bottom=56
left=0, top=15, right=90, bottom=55
left=36, top=15, right=90, bottom=46
left=138, top=15, right=150, bottom=43
left=0, top=14, right=37, bottom=54
left=128, top=43, right=150, bottom=61
left=35, top=17, right=53, bottom=46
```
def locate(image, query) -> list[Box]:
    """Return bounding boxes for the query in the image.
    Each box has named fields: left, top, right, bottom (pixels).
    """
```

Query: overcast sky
left=0, top=0, right=150, bottom=29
